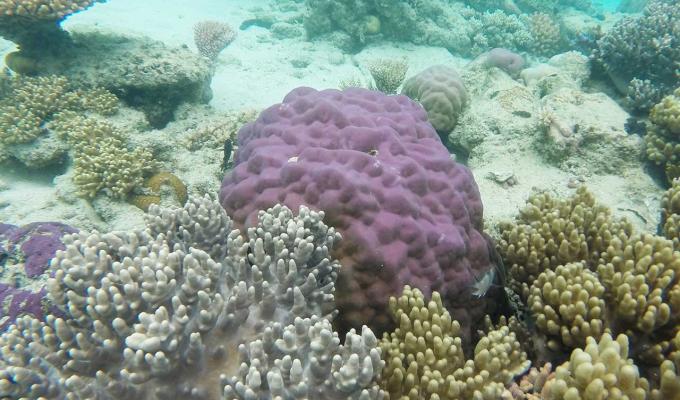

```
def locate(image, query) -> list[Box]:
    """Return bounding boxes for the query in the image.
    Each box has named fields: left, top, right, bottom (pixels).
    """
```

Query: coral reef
left=10, top=30, right=214, bottom=128
left=50, top=113, right=156, bottom=199
left=183, top=109, right=259, bottom=151
left=220, top=87, right=494, bottom=337
left=379, top=286, right=530, bottom=399
left=193, top=20, right=237, bottom=61
left=593, top=0, right=679, bottom=101
left=0, top=197, right=385, bottom=399
left=401, top=65, right=468, bottom=138
left=469, top=10, right=532, bottom=56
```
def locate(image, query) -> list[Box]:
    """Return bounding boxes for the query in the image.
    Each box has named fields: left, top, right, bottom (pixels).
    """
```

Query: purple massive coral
left=0, top=222, right=75, bottom=331
left=219, top=87, right=495, bottom=334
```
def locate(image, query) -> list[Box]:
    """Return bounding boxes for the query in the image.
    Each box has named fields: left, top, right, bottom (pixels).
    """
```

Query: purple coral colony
left=0, top=0, right=678, bottom=399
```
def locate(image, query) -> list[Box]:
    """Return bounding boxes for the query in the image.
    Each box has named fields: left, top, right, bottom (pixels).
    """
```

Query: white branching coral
left=0, top=196, right=385, bottom=399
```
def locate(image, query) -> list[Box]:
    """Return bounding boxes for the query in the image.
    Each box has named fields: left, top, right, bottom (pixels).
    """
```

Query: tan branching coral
left=596, top=234, right=680, bottom=334
left=379, top=286, right=530, bottom=399
left=51, top=113, right=155, bottom=199
left=651, top=88, right=680, bottom=136
left=367, top=58, right=409, bottom=95
left=528, top=13, right=562, bottom=57
left=528, top=262, right=606, bottom=351
left=542, top=333, right=650, bottom=400
left=0, top=75, right=117, bottom=146
left=498, top=186, right=633, bottom=295
left=661, top=178, right=680, bottom=247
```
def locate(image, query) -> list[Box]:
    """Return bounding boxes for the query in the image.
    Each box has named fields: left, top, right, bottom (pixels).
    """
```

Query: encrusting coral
left=130, top=171, right=188, bottom=211
left=0, top=196, right=385, bottom=399
left=379, top=286, right=530, bottom=399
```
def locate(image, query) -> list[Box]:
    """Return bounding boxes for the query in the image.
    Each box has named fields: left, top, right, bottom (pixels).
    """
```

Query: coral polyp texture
left=219, top=87, right=494, bottom=336
left=0, top=196, right=385, bottom=399
left=379, top=286, right=530, bottom=399
left=401, top=65, right=468, bottom=137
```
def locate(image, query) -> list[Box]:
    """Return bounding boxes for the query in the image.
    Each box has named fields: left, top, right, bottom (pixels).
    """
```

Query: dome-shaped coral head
left=220, top=87, right=496, bottom=338
left=482, top=48, right=526, bottom=77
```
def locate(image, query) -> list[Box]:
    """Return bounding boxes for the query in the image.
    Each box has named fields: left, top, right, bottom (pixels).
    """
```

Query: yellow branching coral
left=498, top=186, right=632, bottom=294
left=651, top=88, right=680, bottom=136
left=542, top=333, right=651, bottom=400
left=379, top=286, right=530, bottom=400
left=51, top=113, right=156, bottom=199
left=528, top=262, right=606, bottom=351
left=0, top=74, right=117, bottom=149
left=597, top=234, right=680, bottom=334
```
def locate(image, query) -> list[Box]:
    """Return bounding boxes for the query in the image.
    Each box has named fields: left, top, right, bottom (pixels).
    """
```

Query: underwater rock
left=14, top=29, right=214, bottom=128
left=220, top=86, right=495, bottom=338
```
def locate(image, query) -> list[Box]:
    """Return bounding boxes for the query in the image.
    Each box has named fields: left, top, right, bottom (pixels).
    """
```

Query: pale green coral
left=367, top=58, right=408, bottom=95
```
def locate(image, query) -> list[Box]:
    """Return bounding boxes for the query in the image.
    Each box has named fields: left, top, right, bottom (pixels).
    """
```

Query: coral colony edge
left=0, top=0, right=679, bottom=399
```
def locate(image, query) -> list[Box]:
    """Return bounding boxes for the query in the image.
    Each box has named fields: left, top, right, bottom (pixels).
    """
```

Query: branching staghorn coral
left=0, top=196, right=385, bottom=399
left=50, top=112, right=155, bottom=199
left=379, top=286, right=530, bottom=399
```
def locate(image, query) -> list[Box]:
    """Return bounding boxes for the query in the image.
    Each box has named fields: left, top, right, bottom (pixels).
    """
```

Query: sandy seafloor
left=0, top=0, right=665, bottom=237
